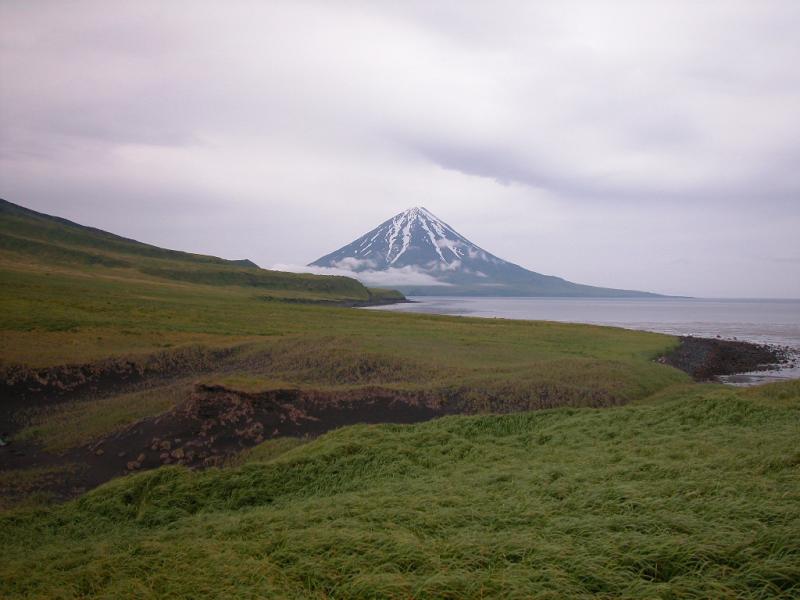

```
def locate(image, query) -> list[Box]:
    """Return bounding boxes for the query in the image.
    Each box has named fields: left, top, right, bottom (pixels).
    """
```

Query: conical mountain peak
left=309, top=208, right=659, bottom=297
left=311, top=206, right=498, bottom=273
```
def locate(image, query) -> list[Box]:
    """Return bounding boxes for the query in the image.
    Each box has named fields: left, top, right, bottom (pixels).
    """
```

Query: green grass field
left=1, top=199, right=798, bottom=598
left=3, top=382, right=798, bottom=598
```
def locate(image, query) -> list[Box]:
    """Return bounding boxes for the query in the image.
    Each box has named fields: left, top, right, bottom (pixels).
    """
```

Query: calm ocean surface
left=368, top=297, right=800, bottom=383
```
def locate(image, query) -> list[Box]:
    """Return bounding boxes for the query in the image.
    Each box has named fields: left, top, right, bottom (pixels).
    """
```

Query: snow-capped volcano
left=310, top=207, right=659, bottom=297
left=311, top=207, right=501, bottom=275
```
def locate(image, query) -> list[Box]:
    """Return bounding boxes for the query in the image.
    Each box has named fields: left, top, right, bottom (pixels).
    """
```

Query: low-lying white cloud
left=272, top=263, right=451, bottom=287
left=331, top=257, right=377, bottom=271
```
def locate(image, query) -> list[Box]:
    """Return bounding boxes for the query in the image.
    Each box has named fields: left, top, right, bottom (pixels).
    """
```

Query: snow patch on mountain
left=310, top=206, right=508, bottom=278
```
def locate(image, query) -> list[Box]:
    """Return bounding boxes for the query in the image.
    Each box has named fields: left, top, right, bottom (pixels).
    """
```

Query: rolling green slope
left=0, top=199, right=396, bottom=303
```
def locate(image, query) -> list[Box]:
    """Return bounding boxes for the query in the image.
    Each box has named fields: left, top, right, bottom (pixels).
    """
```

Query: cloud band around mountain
left=272, top=263, right=452, bottom=287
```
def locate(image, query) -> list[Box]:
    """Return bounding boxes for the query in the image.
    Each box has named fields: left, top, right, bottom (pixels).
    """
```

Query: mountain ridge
left=311, top=207, right=663, bottom=297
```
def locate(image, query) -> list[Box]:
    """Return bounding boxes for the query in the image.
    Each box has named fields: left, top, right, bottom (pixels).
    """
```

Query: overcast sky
left=1, top=1, right=799, bottom=297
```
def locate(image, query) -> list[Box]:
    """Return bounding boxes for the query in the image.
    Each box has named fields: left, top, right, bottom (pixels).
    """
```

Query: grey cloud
left=1, top=0, right=799, bottom=297
left=757, top=256, right=800, bottom=265
left=412, top=136, right=800, bottom=205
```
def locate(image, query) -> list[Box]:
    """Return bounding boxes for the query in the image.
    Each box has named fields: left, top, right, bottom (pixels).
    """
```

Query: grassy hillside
left=2, top=381, right=798, bottom=598
left=0, top=199, right=392, bottom=304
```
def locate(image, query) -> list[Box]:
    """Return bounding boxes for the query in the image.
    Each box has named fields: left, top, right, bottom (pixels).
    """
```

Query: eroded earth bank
left=1, top=335, right=793, bottom=506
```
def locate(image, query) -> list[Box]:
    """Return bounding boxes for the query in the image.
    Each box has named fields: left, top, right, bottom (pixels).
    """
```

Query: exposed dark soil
left=0, top=346, right=237, bottom=435
left=95, top=385, right=444, bottom=467
left=5, top=376, right=618, bottom=503
left=659, top=336, right=792, bottom=381
left=0, top=384, right=447, bottom=503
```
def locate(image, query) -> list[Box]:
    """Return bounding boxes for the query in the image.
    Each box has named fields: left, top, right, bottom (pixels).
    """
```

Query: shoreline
left=367, top=296, right=800, bottom=383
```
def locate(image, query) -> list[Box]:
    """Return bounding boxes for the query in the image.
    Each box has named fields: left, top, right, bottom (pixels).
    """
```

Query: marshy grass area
left=2, top=199, right=799, bottom=598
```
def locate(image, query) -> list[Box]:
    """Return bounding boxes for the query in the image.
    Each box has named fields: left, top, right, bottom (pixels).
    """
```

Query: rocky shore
left=659, top=336, right=794, bottom=381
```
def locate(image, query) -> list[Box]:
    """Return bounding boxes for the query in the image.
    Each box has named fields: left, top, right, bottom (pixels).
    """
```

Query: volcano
left=310, top=207, right=660, bottom=297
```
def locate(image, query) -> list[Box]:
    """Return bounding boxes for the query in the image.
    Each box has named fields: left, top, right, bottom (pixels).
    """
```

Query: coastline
left=259, top=295, right=412, bottom=308
left=366, top=295, right=800, bottom=383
